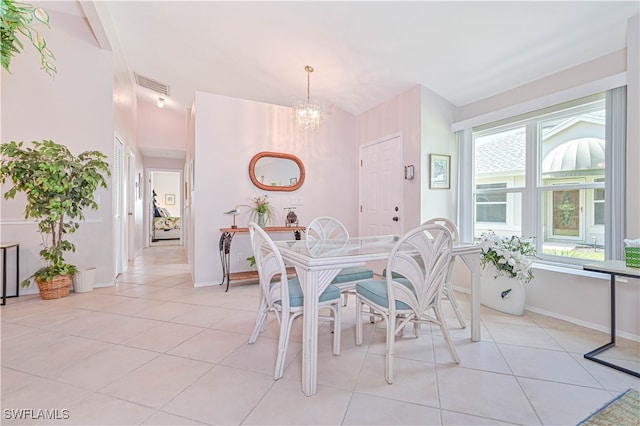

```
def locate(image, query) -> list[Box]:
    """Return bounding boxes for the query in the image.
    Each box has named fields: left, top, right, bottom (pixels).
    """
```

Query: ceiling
left=37, top=2, right=639, bottom=116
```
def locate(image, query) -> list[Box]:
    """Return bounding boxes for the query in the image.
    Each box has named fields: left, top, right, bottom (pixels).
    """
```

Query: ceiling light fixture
left=157, top=97, right=165, bottom=108
left=293, top=65, right=324, bottom=132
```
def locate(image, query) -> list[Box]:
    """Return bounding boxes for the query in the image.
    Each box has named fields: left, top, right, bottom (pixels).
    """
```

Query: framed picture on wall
left=165, top=194, right=175, bottom=205
left=429, top=154, right=450, bottom=189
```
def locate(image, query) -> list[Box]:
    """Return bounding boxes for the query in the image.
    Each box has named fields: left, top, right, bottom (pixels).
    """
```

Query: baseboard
left=525, top=305, right=640, bottom=343
left=452, top=284, right=640, bottom=343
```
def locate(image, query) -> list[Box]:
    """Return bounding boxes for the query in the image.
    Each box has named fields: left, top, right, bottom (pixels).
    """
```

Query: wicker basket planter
left=36, top=274, right=72, bottom=300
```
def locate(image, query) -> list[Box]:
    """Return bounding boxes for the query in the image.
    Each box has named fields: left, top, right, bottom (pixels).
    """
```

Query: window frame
left=475, top=183, right=508, bottom=224
left=467, top=92, right=620, bottom=266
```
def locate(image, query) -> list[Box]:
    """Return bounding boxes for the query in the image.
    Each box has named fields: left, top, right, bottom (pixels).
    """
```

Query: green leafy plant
left=479, top=231, right=536, bottom=283
left=249, top=195, right=275, bottom=225
left=1, top=0, right=56, bottom=76
left=246, top=256, right=256, bottom=267
left=0, top=140, right=110, bottom=286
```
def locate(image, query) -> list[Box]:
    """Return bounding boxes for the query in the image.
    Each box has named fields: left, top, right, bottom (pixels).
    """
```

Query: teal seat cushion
left=273, top=278, right=341, bottom=307
left=332, top=267, right=374, bottom=284
left=356, top=278, right=415, bottom=310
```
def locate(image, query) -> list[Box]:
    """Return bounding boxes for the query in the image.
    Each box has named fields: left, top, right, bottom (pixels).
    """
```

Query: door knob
left=392, top=216, right=399, bottom=222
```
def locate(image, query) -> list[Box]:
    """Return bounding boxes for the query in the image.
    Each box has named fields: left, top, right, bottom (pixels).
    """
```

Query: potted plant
left=479, top=231, right=536, bottom=315
left=0, top=140, right=110, bottom=299
left=1, top=0, right=57, bottom=77
left=249, top=195, right=275, bottom=228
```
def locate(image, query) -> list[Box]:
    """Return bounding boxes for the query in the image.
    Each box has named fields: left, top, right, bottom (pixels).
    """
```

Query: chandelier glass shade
left=293, top=66, right=324, bottom=132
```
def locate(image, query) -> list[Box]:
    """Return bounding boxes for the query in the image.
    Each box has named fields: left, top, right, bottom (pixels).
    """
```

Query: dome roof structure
left=542, top=138, right=605, bottom=177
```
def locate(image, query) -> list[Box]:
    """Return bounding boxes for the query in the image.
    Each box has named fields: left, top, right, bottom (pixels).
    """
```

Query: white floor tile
left=2, top=244, right=638, bottom=426
left=243, top=378, right=351, bottom=425
left=518, top=376, right=618, bottom=425
left=436, top=365, right=541, bottom=424
left=60, top=393, right=156, bottom=425
left=100, top=354, right=212, bottom=409
left=161, top=365, right=273, bottom=425
left=499, top=343, right=602, bottom=387
left=343, top=392, right=441, bottom=425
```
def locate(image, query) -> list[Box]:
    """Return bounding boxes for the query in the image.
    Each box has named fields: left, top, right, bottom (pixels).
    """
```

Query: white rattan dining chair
left=423, top=217, right=466, bottom=328
left=355, top=223, right=460, bottom=384
left=307, top=216, right=374, bottom=306
left=248, top=222, right=342, bottom=380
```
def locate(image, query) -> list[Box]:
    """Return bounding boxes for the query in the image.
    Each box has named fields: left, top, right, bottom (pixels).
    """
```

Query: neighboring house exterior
left=474, top=113, right=605, bottom=256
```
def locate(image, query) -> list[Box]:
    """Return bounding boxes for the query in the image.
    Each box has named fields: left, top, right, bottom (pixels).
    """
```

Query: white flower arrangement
left=479, top=231, right=536, bottom=283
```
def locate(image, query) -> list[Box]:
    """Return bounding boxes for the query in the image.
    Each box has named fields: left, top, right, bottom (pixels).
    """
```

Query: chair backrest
left=307, top=216, right=349, bottom=241
left=385, top=223, right=453, bottom=315
left=248, top=222, right=291, bottom=310
left=423, top=218, right=459, bottom=282
left=422, top=217, right=459, bottom=243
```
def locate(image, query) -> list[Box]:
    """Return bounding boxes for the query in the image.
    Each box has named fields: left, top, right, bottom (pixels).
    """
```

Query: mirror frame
left=248, top=151, right=305, bottom=192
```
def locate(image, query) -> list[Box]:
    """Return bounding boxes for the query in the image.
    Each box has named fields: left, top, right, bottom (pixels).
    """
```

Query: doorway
left=359, top=134, right=404, bottom=236
left=149, top=170, right=183, bottom=246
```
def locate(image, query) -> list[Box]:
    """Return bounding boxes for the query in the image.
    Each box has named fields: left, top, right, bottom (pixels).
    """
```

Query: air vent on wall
left=133, top=73, right=170, bottom=96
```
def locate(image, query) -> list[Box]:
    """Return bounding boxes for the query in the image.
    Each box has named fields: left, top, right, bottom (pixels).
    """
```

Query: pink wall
left=356, top=85, right=457, bottom=231
left=138, top=99, right=187, bottom=153
left=190, top=92, right=358, bottom=286
left=357, top=87, right=422, bottom=231
left=1, top=9, right=116, bottom=291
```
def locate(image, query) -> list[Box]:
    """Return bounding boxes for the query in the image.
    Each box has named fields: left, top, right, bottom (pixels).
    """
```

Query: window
left=475, top=183, right=507, bottom=223
left=471, top=92, right=622, bottom=263
left=593, top=178, right=605, bottom=226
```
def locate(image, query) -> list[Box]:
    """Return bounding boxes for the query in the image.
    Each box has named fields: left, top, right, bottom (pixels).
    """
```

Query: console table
left=219, top=226, right=305, bottom=292
left=1, top=243, right=20, bottom=306
left=582, top=260, right=639, bottom=378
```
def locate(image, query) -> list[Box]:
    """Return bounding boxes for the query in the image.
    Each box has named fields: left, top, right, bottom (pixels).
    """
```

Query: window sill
left=532, top=261, right=628, bottom=282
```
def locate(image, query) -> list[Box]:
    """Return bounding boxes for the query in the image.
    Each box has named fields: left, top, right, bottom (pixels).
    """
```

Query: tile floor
left=2, top=245, right=639, bottom=425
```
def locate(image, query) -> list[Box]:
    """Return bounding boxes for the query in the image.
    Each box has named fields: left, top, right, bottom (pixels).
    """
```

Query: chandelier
left=293, top=65, right=324, bottom=132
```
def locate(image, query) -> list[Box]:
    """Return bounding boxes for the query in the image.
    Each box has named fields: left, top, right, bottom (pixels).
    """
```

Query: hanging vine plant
left=0, top=0, right=56, bottom=77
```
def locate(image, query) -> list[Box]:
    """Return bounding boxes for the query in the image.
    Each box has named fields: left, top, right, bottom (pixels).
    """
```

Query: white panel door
left=127, top=152, right=135, bottom=261
left=114, top=137, right=124, bottom=276
left=360, top=135, right=403, bottom=236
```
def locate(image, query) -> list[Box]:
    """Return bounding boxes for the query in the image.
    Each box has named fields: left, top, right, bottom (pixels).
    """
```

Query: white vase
left=480, top=264, right=526, bottom=315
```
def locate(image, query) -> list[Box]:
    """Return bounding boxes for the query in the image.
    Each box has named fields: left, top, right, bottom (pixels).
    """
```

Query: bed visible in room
left=153, top=207, right=181, bottom=241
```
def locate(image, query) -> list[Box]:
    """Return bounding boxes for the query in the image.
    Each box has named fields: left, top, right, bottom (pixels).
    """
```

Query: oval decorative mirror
left=249, top=151, right=305, bottom=192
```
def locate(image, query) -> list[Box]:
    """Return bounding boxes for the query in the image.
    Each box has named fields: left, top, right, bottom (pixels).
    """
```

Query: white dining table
left=274, top=235, right=482, bottom=396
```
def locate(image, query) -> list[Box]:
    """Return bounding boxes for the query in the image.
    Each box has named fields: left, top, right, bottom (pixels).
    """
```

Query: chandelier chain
left=305, top=65, right=313, bottom=101
left=293, top=65, right=324, bottom=132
